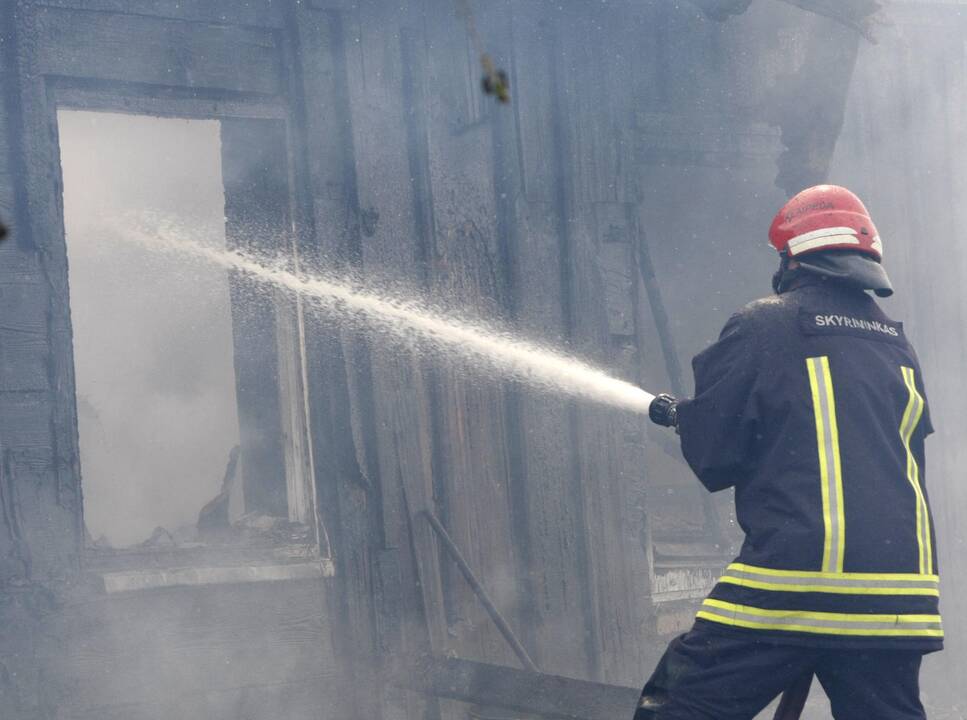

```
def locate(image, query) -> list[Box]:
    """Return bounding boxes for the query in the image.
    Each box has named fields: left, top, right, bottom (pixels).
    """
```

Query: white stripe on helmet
left=788, top=226, right=860, bottom=256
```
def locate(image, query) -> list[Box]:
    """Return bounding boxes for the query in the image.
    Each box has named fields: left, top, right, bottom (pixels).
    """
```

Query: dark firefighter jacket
left=676, top=274, right=942, bottom=652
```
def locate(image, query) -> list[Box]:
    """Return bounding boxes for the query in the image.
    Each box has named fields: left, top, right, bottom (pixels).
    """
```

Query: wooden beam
left=401, top=655, right=641, bottom=720
left=421, top=510, right=540, bottom=673
left=33, top=0, right=285, bottom=28
left=31, top=6, right=283, bottom=95
left=96, top=560, right=334, bottom=594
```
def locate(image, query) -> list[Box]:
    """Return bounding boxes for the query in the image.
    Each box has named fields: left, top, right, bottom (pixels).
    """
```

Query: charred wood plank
left=32, top=0, right=285, bottom=28
left=551, top=7, right=656, bottom=682
left=418, top=0, right=521, bottom=674
left=502, top=3, right=592, bottom=679
left=402, top=655, right=641, bottom=720
left=285, top=7, right=397, bottom=719
left=337, top=0, right=449, bottom=673
left=31, top=6, right=283, bottom=94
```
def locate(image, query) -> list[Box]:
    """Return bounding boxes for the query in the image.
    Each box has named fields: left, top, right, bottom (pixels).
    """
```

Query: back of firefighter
left=639, top=185, right=941, bottom=720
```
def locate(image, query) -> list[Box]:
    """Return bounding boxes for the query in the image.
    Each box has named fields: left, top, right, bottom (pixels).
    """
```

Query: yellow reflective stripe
left=807, top=357, right=845, bottom=573
left=806, top=358, right=833, bottom=569
left=704, top=599, right=941, bottom=623
left=697, top=611, right=944, bottom=638
left=827, top=360, right=846, bottom=573
left=719, top=562, right=939, bottom=596
left=900, top=366, right=932, bottom=575
left=899, top=366, right=923, bottom=572
left=806, top=358, right=833, bottom=570
left=698, top=599, right=944, bottom=638
left=717, top=575, right=939, bottom=597
left=727, top=563, right=938, bottom=583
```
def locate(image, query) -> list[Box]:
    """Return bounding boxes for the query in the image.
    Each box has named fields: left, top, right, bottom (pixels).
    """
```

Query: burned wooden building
left=0, top=0, right=965, bottom=718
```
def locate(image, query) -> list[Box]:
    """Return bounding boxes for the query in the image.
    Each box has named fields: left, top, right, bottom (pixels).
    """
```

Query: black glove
left=0, top=217, right=7, bottom=241
left=649, top=393, right=679, bottom=428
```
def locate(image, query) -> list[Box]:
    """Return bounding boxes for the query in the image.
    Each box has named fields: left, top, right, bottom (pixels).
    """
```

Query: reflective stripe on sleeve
left=900, top=366, right=932, bottom=575
left=697, top=598, right=944, bottom=638
left=806, top=356, right=846, bottom=573
left=718, top=563, right=940, bottom=596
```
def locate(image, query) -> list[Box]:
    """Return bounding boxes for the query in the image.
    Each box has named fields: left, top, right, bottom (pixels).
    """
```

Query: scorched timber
left=400, top=655, right=641, bottom=720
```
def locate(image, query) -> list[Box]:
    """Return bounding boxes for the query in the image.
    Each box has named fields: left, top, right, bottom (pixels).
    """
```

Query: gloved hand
left=0, top=216, right=7, bottom=241
left=649, top=393, right=679, bottom=428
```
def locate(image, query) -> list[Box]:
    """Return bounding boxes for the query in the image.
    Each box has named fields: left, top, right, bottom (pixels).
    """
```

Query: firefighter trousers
left=634, top=628, right=926, bottom=720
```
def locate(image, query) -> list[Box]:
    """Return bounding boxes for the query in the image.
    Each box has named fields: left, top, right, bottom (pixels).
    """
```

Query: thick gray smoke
left=59, top=111, right=240, bottom=548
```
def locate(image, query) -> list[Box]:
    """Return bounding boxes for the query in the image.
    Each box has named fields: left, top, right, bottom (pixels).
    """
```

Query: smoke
left=58, top=111, right=240, bottom=548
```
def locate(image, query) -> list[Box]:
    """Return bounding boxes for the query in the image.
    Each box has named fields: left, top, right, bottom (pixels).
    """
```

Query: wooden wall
left=281, top=0, right=862, bottom=704
left=0, top=1, right=885, bottom=718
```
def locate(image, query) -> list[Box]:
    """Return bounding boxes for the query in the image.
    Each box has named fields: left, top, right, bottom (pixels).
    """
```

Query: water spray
left=119, top=217, right=656, bottom=415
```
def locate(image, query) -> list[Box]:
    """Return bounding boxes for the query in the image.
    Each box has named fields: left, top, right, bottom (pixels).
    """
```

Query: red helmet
left=769, top=185, right=882, bottom=260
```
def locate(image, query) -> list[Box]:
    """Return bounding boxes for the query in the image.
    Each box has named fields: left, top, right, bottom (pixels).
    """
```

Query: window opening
left=59, top=110, right=320, bottom=564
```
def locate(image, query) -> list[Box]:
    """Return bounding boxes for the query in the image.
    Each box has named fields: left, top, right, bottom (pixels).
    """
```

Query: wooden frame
left=12, top=0, right=331, bottom=578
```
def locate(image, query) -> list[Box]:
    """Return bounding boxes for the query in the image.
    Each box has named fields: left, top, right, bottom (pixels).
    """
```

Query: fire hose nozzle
left=649, top=393, right=679, bottom=428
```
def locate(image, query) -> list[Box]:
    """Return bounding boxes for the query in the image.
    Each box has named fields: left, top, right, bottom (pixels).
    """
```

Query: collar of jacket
left=777, top=270, right=868, bottom=296
left=776, top=251, right=894, bottom=298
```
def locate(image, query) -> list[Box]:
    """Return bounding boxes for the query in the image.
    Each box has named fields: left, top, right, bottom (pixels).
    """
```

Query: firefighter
left=639, top=185, right=942, bottom=720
